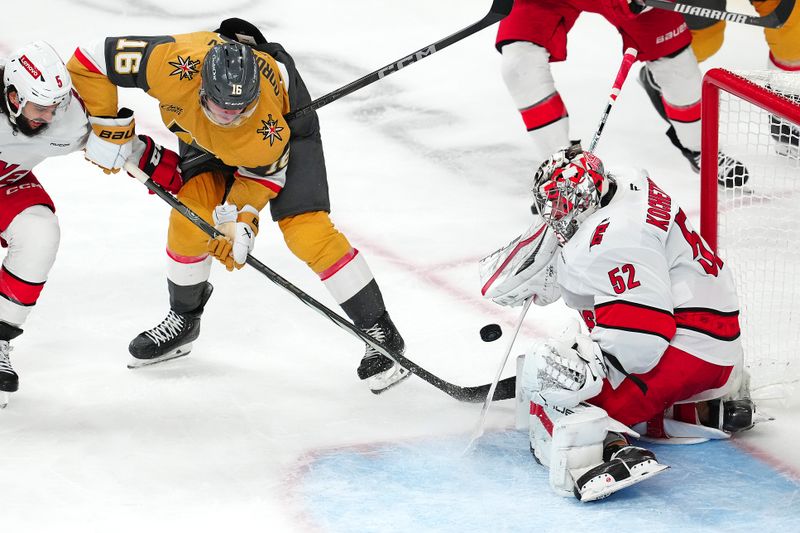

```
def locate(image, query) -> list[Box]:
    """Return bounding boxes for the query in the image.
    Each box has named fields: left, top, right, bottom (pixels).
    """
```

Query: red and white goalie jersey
left=558, top=169, right=742, bottom=400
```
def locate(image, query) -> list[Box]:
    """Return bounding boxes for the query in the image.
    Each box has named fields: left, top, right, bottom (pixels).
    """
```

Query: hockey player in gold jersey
left=67, top=19, right=408, bottom=393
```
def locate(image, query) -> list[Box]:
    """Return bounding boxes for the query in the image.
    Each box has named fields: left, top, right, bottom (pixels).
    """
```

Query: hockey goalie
left=479, top=143, right=763, bottom=502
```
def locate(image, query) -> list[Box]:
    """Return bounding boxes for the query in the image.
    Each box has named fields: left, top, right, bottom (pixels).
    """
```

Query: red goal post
left=700, top=68, right=800, bottom=398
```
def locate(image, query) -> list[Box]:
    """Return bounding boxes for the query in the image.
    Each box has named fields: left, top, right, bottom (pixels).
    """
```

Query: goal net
left=700, top=68, right=800, bottom=400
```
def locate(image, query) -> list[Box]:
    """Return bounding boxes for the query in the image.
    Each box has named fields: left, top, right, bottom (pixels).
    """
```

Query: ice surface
left=2, top=1, right=799, bottom=531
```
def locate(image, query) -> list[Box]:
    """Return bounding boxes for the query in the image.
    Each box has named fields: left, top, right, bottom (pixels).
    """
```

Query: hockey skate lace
left=363, top=322, right=386, bottom=359
left=0, top=343, right=13, bottom=374
left=144, top=311, right=186, bottom=346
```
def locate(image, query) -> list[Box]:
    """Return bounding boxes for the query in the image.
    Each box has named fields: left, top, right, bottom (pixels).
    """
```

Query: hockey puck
left=480, top=323, right=503, bottom=342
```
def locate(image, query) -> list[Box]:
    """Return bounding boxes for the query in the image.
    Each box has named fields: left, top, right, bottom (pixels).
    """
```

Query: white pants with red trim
left=0, top=206, right=60, bottom=327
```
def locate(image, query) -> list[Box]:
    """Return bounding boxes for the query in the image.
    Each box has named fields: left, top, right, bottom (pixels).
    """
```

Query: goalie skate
left=573, top=445, right=668, bottom=502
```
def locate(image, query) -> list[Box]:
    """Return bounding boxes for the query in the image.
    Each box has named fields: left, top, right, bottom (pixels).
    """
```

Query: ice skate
left=358, top=311, right=410, bottom=393
left=0, top=340, right=18, bottom=408
left=574, top=434, right=668, bottom=502
left=128, top=283, right=212, bottom=369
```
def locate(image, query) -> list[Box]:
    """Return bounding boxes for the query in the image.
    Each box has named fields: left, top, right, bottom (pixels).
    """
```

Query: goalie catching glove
left=128, top=135, right=183, bottom=194
left=208, top=204, right=260, bottom=271
left=523, top=320, right=607, bottom=408
left=85, top=108, right=135, bottom=174
left=479, top=220, right=561, bottom=307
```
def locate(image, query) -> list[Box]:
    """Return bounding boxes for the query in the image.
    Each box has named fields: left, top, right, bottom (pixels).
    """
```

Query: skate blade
left=127, top=344, right=192, bottom=369
left=579, top=463, right=669, bottom=503
left=369, top=365, right=411, bottom=395
left=0, top=391, right=8, bottom=409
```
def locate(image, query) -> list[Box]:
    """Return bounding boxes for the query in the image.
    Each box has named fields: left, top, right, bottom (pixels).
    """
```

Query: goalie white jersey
left=0, top=93, right=89, bottom=185
left=557, top=169, right=742, bottom=394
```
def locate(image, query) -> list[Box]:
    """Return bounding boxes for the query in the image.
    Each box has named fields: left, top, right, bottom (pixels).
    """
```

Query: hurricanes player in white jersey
left=480, top=143, right=756, bottom=501
left=0, top=42, right=90, bottom=406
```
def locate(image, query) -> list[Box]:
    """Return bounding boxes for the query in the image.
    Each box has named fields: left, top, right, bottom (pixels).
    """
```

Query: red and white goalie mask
left=533, top=143, right=606, bottom=245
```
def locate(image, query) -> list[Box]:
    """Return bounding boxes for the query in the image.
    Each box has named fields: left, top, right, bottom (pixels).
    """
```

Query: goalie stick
left=643, top=0, right=795, bottom=28
left=285, top=0, right=513, bottom=122
left=123, top=161, right=516, bottom=404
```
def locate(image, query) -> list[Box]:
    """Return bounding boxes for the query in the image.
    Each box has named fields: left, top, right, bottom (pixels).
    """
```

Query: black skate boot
left=0, top=322, right=23, bottom=407
left=665, top=126, right=750, bottom=188
left=573, top=432, right=668, bottom=502
left=128, top=282, right=213, bottom=368
left=769, top=91, right=800, bottom=158
left=0, top=340, right=18, bottom=408
left=357, top=311, right=409, bottom=394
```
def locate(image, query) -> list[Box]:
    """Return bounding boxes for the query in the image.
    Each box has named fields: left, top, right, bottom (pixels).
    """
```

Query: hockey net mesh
left=709, top=70, right=800, bottom=400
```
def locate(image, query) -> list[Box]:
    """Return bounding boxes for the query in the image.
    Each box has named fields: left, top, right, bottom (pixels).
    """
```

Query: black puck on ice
left=480, top=323, right=503, bottom=342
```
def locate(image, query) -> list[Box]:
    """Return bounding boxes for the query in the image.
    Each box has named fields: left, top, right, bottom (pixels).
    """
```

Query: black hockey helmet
left=200, top=42, right=260, bottom=125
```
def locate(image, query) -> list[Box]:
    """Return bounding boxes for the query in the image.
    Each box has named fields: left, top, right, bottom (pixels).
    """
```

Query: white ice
left=2, top=1, right=799, bottom=531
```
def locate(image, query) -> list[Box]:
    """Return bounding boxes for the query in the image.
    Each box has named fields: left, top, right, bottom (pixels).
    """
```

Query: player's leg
left=520, top=336, right=667, bottom=501
left=588, top=345, right=736, bottom=427
left=277, top=211, right=408, bottom=393
left=756, top=0, right=800, bottom=154
left=496, top=0, right=579, bottom=165
left=128, top=170, right=225, bottom=366
left=270, top=128, right=408, bottom=393
left=684, top=0, right=727, bottom=63
left=0, top=173, right=59, bottom=402
left=621, top=9, right=749, bottom=185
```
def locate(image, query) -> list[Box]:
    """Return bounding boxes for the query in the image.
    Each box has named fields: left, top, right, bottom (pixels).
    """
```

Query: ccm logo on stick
left=378, top=45, right=437, bottom=78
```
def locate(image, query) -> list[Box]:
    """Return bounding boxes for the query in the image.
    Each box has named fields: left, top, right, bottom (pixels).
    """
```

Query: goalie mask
left=532, top=143, right=606, bottom=245
left=3, top=41, right=72, bottom=133
left=200, top=42, right=260, bottom=127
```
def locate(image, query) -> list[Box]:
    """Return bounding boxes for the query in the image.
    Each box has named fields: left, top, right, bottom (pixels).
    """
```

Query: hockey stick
left=466, top=297, right=533, bottom=452
left=284, top=0, right=513, bottom=121
left=123, top=161, right=515, bottom=403
left=589, top=47, right=638, bottom=152
left=642, top=0, right=795, bottom=28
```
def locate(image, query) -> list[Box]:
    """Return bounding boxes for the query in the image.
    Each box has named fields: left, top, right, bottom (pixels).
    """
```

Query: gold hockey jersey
left=67, top=31, right=291, bottom=191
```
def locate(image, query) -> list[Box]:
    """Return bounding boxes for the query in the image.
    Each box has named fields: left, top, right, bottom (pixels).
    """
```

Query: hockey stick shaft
left=466, top=297, right=533, bottom=452
left=643, top=0, right=795, bottom=28
left=589, top=47, right=638, bottom=153
left=124, top=161, right=514, bottom=403
left=285, top=0, right=513, bottom=121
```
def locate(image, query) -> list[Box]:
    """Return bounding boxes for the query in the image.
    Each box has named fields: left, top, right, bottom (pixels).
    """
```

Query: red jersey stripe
left=674, top=308, right=741, bottom=341
left=520, top=93, right=568, bottom=132
left=0, top=266, right=45, bottom=306
left=595, top=300, right=676, bottom=341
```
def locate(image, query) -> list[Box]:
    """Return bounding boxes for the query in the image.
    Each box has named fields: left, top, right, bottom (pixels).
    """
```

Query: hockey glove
left=85, top=108, right=136, bottom=174
left=524, top=322, right=606, bottom=408
left=129, top=135, right=183, bottom=194
left=479, top=220, right=561, bottom=307
left=208, top=203, right=260, bottom=271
